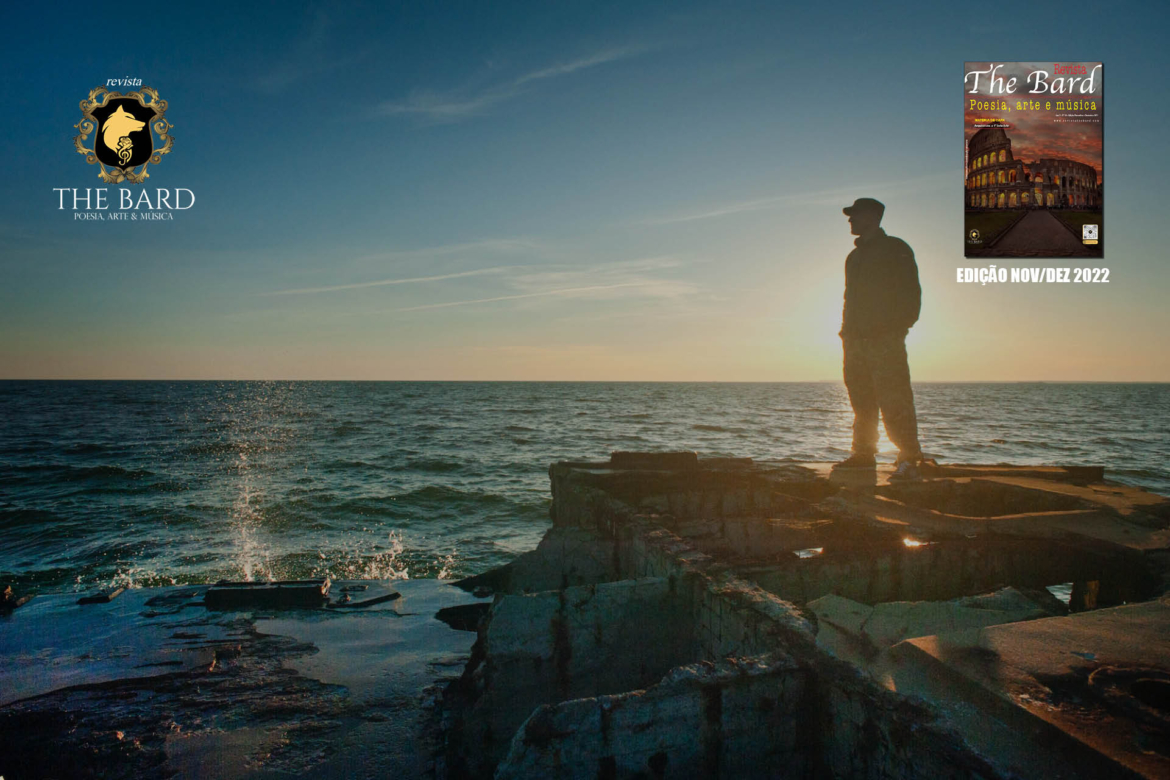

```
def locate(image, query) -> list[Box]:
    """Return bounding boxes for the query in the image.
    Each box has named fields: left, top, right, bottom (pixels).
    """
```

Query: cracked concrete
left=442, top=452, right=1170, bottom=778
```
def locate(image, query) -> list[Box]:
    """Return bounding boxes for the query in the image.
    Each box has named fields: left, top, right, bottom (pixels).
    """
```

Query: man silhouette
left=835, top=198, right=924, bottom=479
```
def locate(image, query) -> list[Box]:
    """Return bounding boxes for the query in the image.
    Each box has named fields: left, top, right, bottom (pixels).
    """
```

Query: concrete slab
left=526, top=453, right=1170, bottom=777
left=809, top=593, right=873, bottom=636
left=886, top=597, right=1170, bottom=778
left=810, top=588, right=1054, bottom=663
left=840, top=475, right=1170, bottom=554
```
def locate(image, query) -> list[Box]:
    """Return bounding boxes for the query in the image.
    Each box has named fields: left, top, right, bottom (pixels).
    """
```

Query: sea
left=2, top=381, right=1167, bottom=595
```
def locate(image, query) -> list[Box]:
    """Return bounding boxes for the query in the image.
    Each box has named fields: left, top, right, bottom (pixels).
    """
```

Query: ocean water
left=1, top=381, right=1167, bottom=594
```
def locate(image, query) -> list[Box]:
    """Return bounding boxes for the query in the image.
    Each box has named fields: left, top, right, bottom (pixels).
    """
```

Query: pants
left=843, top=334, right=921, bottom=460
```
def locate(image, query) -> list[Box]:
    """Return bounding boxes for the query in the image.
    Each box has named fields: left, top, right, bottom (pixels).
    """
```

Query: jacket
left=840, top=228, right=921, bottom=338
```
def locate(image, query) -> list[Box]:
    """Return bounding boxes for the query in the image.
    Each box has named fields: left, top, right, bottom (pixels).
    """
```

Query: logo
left=1082, top=223, right=1099, bottom=245
left=73, top=87, right=173, bottom=184
left=966, top=228, right=982, bottom=245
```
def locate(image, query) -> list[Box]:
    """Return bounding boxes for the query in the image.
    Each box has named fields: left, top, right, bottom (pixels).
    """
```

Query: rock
left=453, top=563, right=514, bottom=595
left=203, top=579, right=329, bottom=609
left=449, top=577, right=697, bottom=775
left=77, top=587, right=125, bottom=605
left=1, top=585, right=34, bottom=611
left=435, top=602, right=490, bottom=632
left=495, top=653, right=807, bottom=779
left=610, top=451, right=699, bottom=470
left=455, top=527, right=617, bottom=596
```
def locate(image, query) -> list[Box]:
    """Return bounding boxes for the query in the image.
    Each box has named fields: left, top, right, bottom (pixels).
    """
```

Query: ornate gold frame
left=73, top=87, right=174, bottom=184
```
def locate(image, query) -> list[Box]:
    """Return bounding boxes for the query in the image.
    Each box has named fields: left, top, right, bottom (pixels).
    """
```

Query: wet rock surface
left=0, top=579, right=487, bottom=779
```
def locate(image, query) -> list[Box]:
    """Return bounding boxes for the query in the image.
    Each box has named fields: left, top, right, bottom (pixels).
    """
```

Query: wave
left=323, top=459, right=385, bottom=472
left=62, top=478, right=190, bottom=496
left=3, top=463, right=155, bottom=481
left=393, top=485, right=517, bottom=507
left=182, top=440, right=247, bottom=457
left=691, top=424, right=747, bottom=433
left=404, top=458, right=465, bottom=473
left=1004, top=440, right=1080, bottom=451
left=267, top=486, right=542, bottom=521
left=62, top=443, right=115, bottom=455
left=0, top=507, right=65, bottom=527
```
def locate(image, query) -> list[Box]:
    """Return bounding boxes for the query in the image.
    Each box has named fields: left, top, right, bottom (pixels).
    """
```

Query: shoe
left=888, top=459, right=922, bottom=481
left=834, top=453, right=876, bottom=469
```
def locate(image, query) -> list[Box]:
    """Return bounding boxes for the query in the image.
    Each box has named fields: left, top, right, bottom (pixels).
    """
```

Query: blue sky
left=2, top=1, right=1168, bottom=379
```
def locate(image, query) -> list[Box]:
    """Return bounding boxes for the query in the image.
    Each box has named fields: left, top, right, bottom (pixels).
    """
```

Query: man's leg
left=843, top=338, right=880, bottom=457
left=871, top=335, right=922, bottom=462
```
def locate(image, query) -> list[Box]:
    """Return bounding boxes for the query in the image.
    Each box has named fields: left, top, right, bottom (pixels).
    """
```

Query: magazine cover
left=2, top=5, right=1168, bottom=779
left=965, top=61, right=1103, bottom=258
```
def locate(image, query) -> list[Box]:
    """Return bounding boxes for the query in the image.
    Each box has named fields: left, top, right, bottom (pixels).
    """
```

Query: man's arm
left=888, top=241, right=921, bottom=332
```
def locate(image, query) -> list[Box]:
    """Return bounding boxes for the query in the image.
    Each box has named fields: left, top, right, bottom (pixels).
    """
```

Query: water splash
left=231, top=450, right=274, bottom=582
left=75, top=564, right=179, bottom=591
left=435, top=550, right=459, bottom=580
left=310, top=530, right=411, bottom=581
left=352, top=530, right=410, bottom=580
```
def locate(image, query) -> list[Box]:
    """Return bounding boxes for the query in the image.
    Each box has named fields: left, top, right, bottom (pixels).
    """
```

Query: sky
left=1, top=0, right=1168, bottom=381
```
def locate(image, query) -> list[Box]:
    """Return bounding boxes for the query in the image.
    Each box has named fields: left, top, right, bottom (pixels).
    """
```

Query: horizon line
left=1, top=378, right=1167, bottom=384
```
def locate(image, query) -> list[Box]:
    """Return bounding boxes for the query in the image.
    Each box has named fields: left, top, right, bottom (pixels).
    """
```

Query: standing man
left=836, top=198, right=924, bottom=479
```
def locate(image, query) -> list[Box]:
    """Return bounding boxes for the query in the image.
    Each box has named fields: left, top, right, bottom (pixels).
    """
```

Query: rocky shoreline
left=2, top=452, right=1168, bottom=778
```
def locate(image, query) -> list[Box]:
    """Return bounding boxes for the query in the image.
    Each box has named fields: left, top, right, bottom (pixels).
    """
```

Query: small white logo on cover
left=1083, top=224, right=1098, bottom=241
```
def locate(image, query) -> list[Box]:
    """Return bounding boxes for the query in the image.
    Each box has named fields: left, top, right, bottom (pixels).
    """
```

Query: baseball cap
left=843, top=198, right=885, bottom=217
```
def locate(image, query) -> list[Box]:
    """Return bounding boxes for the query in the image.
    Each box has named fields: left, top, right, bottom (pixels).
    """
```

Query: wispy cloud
left=379, top=45, right=647, bottom=123
left=640, top=173, right=954, bottom=225
left=396, top=281, right=663, bottom=312
left=346, top=238, right=550, bottom=265
left=263, top=266, right=515, bottom=296
left=262, top=244, right=695, bottom=313
left=505, top=256, right=682, bottom=293
left=262, top=237, right=551, bottom=296
left=643, top=195, right=791, bottom=225
left=513, top=48, right=642, bottom=86
left=393, top=255, right=697, bottom=312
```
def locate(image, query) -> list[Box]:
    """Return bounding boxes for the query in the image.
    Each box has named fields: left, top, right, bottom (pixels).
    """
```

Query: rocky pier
left=442, top=452, right=1170, bottom=779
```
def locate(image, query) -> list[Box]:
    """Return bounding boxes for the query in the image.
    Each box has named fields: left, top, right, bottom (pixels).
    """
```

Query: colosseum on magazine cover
left=964, top=61, right=1103, bottom=258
